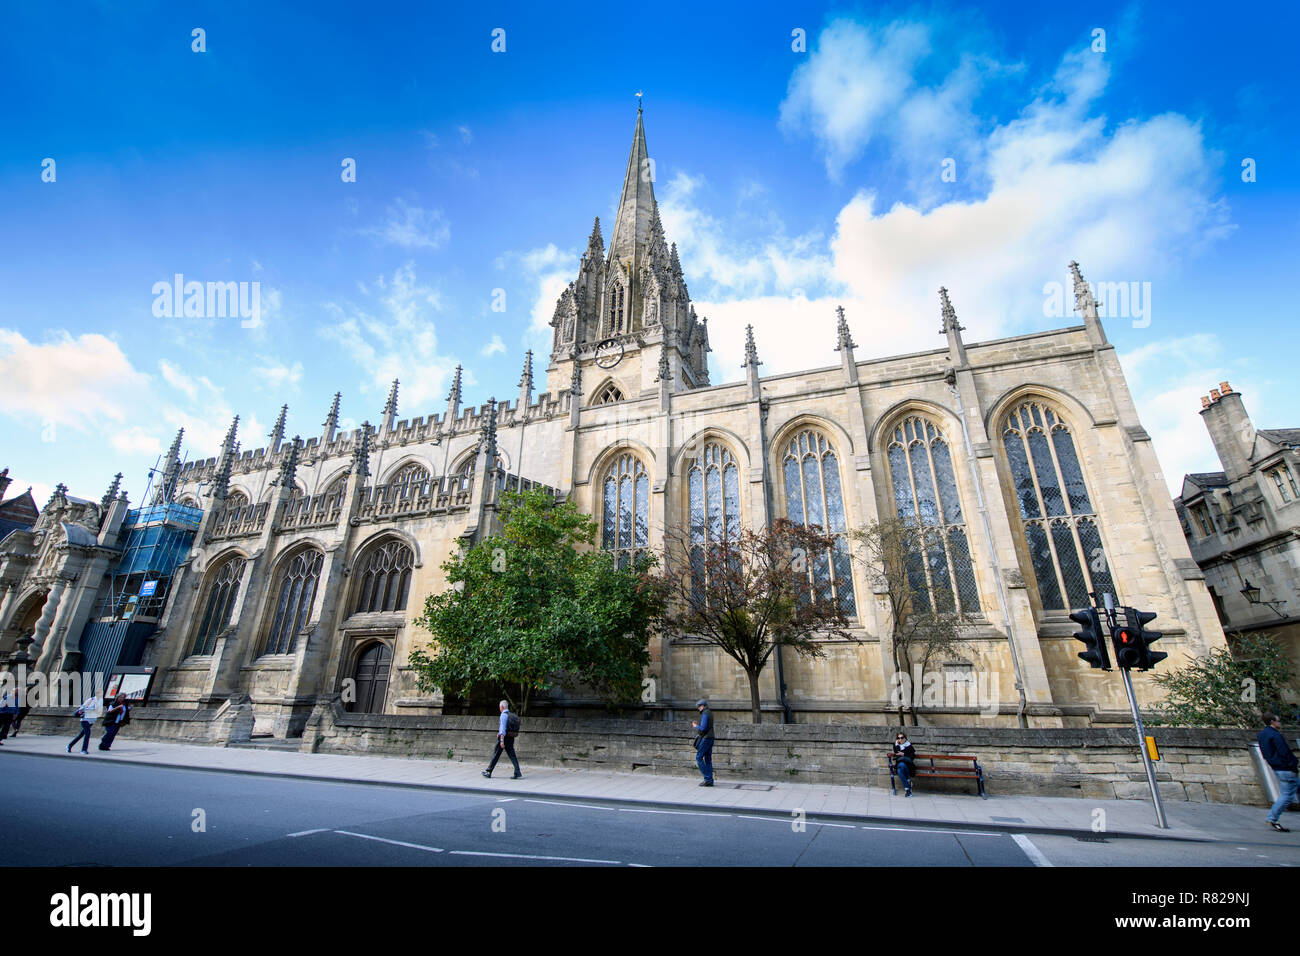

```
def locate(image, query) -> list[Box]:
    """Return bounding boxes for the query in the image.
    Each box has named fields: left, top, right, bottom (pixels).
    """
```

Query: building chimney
left=1220, top=381, right=1234, bottom=395
left=1200, top=383, right=1254, bottom=480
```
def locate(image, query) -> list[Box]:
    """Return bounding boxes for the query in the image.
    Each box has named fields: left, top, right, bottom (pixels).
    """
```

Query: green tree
left=409, top=487, right=664, bottom=713
left=850, top=518, right=964, bottom=726
left=657, top=519, right=855, bottom=723
left=1149, top=631, right=1296, bottom=728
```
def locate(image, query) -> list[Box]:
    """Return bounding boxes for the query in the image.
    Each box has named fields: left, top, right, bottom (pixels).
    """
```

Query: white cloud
left=683, top=27, right=1231, bottom=387
left=253, top=359, right=304, bottom=391
left=458, top=125, right=473, bottom=144
left=365, top=199, right=450, bottom=250
left=110, top=426, right=164, bottom=457
left=321, top=262, right=458, bottom=414
left=159, top=359, right=198, bottom=400
left=0, top=329, right=149, bottom=430
left=481, top=335, right=506, bottom=357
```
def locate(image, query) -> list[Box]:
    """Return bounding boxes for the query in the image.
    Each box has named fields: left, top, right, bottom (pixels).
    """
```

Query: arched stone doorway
left=348, top=641, right=392, bottom=714
left=2, top=592, right=48, bottom=657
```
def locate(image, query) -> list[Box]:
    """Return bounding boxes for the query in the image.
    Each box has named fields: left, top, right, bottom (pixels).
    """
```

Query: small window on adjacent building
left=1190, top=503, right=1215, bottom=537
left=1268, top=465, right=1298, bottom=503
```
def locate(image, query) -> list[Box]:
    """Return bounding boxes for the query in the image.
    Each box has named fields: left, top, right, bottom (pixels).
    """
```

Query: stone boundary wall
left=303, top=697, right=1268, bottom=805
left=21, top=698, right=254, bottom=747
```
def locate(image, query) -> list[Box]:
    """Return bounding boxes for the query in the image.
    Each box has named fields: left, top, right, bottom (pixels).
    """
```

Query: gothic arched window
left=1001, top=400, right=1115, bottom=611
left=782, top=428, right=857, bottom=616
left=354, top=539, right=414, bottom=613
left=190, top=555, right=246, bottom=656
left=887, top=416, right=980, bottom=615
left=591, top=382, right=624, bottom=405
left=686, top=441, right=742, bottom=605
left=224, top=490, right=249, bottom=510
left=263, top=548, right=323, bottom=655
left=389, top=462, right=430, bottom=496
left=601, top=453, right=650, bottom=569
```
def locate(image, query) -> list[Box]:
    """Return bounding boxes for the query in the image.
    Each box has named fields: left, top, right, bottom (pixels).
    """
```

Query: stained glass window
left=782, top=429, right=857, bottom=616
left=263, top=548, right=323, bottom=655
left=1002, top=400, right=1113, bottom=611
left=601, top=453, right=649, bottom=567
left=686, top=442, right=742, bottom=606
left=354, top=539, right=414, bottom=613
left=886, top=416, right=981, bottom=616
left=190, top=555, right=245, bottom=656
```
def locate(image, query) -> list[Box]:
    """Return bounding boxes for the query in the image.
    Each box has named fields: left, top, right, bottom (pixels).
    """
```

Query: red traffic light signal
left=1070, top=607, right=1110, bottom=669
left=1112, top=607, right=1167, bottom=670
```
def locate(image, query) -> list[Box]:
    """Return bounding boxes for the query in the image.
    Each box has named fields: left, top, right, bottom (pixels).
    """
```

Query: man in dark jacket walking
left=1259, top=712, right=1298, bottom=831
left=98, top=696, right=129, bottom=751
left=692, top=698, right=714, bottom=787
left=482, top=699, right=522, bottom=779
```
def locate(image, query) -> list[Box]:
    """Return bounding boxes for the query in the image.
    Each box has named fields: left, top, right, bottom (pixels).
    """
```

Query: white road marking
left=495, top=797, right=518, bottom=802
left=286, top=828, right=329, bottom=837
left=859, top=825, right=1001, bottom=837
left=523, top=798, right=616, bottom=811
left=448, top=849, right=626, bottom=864
left=334, top=830, right=445, bottom=853
left=1013, top=834, right=1053, bottom=867
left=734, top=814, right=854, bottom=829
left=618, top=807, right=731, bottom=818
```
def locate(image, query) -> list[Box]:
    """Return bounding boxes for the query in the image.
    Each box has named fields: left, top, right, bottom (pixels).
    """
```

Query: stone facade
left=0, top=107, right=1227, bottom=738
left=1174, top=384, right=1300, bottom=672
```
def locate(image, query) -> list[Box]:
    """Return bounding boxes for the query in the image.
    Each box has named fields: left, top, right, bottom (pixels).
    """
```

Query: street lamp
left=1240, top=579, right=1288, bottom=620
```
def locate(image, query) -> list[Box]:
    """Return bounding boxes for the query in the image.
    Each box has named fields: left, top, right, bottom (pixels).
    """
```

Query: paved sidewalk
left=5, top=732, right=1296, bottom=845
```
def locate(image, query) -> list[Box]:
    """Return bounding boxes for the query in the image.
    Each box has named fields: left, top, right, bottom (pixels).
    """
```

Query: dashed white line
left=334, top=830, right=445, bottom=853
left=1012, top=834, right=1053, bottom=867
left=859, top=824, right=1002, bottom=837
left=448, top=850, right=626, bottom=864
left=618, top=807, right=731, bottom=818
left=286, top=828, right=330, bottom=838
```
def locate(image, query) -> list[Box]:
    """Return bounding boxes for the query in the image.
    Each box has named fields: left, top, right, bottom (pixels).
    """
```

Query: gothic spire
left=517, top=350, right=534, bottom=408
left=323, top=392, right=341, bottom=429
left=158, top=427, right=184, bottom=504
left=165, top=428, right=184, bottom=468
left=209, top=441, right=237, bottom=501
left=669, top=241, right=682, bottom=276
left=607, top=103, right=656, bottom=270
left=479, top=398, right=498, bottom=466
left=269, top=405, right=287, bottom=444
left=275, top=436, right=302, bottom=493
left=586, top=217, right=604, bottom=259
left=444, top=365, right=463, bottom=425
left=351, top=422, right=372, bottom=478
left=938, top=287, right=963, bottom=334
left=1067, top=260, right=1108, bottom=346
left=834, top=304, right=857, bottom=351
left=100, top=473, right=123, bottom=513
left=742, top=324, right=761, bottom=369
left=220, top=415, right=240, bottom=455
left=382, top=378, right=400, bottom=432
left=446, top=366, right=463, bottom=405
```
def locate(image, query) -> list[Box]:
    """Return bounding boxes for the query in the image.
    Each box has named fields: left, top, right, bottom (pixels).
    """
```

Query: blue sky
left=1, top=0, right=1296, bottom=505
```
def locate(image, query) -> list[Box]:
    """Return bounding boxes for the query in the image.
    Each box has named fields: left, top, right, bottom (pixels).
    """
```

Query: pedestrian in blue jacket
left=1258, top=712, right=1298, bottom=831
left=692, top=698, right=714, bottom=786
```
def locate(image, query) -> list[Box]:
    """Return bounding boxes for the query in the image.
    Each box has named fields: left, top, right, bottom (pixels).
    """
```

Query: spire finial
left=1069, top=260, right=1096, bottom=315
left=834, top=305, right=856, bottom=351
left=479, top=398, right=499, bottom=466
left=742, top=324, right=761, bottom=369
left=323, top=392, right=341, bottom=429
left=655, top=336, right=673, bottom=383
left=101, top=473, right=123, bottom=513
left=446, top=365, right=463, bottom=405
left=636, top=90, right=644, bottom=112
left=351, top=422, right=373, bottom=478
left=383, top=379, right=400, bottom=417
left=270, top=404, right=287, bottom=442
left=938, top=287, right=963, bottom=334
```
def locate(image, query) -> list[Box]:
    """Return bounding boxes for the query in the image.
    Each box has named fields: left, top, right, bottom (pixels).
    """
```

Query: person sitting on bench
left=893, top=732, right=917, bottom=796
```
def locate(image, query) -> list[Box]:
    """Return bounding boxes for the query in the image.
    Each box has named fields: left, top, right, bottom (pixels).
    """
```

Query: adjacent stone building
left=1174, top=384, right=1300, bottom=670
left=0, top=107, right=1227, bottom=735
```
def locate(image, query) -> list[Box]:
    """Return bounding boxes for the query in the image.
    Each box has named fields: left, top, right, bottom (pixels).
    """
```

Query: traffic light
left=1110, top=615, right=1142, bottom=669
left=1127, top=606, right=1167, bottom=670
left=1070, top=607, right=1110, bottom=669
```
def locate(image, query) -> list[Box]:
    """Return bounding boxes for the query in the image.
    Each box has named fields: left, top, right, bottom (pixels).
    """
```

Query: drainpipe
left=945, top=372, right=1028, bottom=728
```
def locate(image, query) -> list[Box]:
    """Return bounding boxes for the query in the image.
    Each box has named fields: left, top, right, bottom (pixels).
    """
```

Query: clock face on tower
left=594, top=337, right=624, bottom=369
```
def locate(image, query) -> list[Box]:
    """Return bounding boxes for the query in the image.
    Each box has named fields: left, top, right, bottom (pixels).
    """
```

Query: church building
left=0, top=107, right=1226, bottom=734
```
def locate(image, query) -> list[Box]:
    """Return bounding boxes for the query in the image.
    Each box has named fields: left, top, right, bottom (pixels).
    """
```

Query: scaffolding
left=78, top=453, right=203, bottom=680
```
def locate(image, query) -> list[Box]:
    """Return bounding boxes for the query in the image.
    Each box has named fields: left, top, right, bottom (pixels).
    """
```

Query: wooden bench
left=888, top=752, right=986, bottom=798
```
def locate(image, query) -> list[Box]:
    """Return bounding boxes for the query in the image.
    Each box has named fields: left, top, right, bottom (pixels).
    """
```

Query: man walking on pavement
left=482, top=699, right=522, bottom=779
left=692, top=698, right=714, bottom=787
left=98, top=695, right=129, bottom=751
left=68, top=692, right=103, bottom=754
left=1259, top=712, right=1298, bottom=832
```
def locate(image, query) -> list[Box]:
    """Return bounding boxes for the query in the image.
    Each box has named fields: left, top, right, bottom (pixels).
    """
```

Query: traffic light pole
left=1119, top=667, right=1169, bottom=829
left=1098, top=592, right=1168, bottom=830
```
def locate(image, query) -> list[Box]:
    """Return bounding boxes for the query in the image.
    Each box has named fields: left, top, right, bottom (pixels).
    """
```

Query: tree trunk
left=746, top=669, right=762, bottom=724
